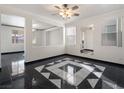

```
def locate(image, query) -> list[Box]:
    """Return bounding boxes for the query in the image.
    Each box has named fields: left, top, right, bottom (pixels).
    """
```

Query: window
left=101, top=18, right=122, bottom=47
left=102, top=24, right=117, bottom=46
left=66, top=27, right=76, bottom=45
left=32, top=28, right=63, bottom=46
left=32, top=29, right=46, bottom=46
left=32, top=20, right=64, bottom=46
left=12, top=30, right=24, bottom=44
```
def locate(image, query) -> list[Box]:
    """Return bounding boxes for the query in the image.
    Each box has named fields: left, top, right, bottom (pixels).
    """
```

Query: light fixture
left=59, top=8, right=73, bottom=19
left=54, top=4, right=80, bottom=19
left=88, top=24, right=95, bottom=30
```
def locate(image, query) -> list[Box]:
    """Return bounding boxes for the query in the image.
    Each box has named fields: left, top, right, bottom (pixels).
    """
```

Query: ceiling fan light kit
left=59, top=9, right=73, bottom=19
left=54, top=4, right=80, bottom=19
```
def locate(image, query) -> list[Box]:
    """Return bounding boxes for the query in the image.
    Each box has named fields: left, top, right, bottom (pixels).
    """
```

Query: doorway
left=0, top=14, right=25, bottom=85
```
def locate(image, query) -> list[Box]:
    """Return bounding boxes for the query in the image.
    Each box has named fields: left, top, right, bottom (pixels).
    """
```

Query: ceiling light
left=54, top=4, right=80, bottom=19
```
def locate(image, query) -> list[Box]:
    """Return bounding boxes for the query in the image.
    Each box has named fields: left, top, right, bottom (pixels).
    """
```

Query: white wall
left=1, top=26, right=24, bottom=53
left=66, top=9, right=124, bottom=65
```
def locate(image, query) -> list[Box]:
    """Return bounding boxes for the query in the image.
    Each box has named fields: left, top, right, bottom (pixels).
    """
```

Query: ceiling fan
left=54, top=4, right=80, bottom=19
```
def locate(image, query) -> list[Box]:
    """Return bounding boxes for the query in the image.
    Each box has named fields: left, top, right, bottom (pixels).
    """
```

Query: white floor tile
left=35, top=65, right=45, bottom=72
left=75, top=68, right=91, bottom=79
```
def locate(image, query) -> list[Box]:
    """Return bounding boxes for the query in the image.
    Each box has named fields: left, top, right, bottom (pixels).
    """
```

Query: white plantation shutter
left=102, top=18, right=122, bottom=47
left=66, top=27, right=76, bottom=46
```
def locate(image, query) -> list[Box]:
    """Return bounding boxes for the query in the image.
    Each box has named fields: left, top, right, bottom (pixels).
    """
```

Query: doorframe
left=0, top=13, right=26, bottom=68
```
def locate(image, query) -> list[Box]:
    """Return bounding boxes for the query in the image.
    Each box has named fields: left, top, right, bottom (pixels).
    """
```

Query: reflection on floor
left=0, top=53, right=124, bottom=89
left=0, top=53, right=25, bottom=88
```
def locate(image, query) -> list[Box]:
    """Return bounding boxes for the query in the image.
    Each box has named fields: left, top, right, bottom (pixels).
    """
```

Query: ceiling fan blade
left=63, top=4, right=68, bottom=8
left=54, top=6, right=61, bottom=9
left=73, top=13, right=80, bottom=16
left=72, top=6, right=79, bottom=10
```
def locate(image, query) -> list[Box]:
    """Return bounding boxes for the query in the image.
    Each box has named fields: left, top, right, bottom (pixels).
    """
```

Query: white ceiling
left=3, top=4, right=124, bottom=23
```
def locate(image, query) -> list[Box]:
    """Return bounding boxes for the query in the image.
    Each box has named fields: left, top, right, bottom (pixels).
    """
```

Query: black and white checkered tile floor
left=1, top=53, right=124, bottom=89
left=34, top=57, right=123, bottom=89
